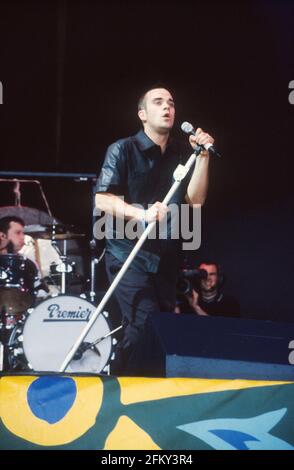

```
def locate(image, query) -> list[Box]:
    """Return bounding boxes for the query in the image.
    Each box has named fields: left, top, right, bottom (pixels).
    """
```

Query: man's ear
left=0, top=231, right=7, bottom=240
left=138, top=108, right=146, bottom=123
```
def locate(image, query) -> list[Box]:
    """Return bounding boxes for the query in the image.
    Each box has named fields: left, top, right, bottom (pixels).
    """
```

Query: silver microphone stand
left=59, top=151, right=199, bottom=372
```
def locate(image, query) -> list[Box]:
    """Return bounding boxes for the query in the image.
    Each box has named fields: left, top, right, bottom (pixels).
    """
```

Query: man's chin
left=157, top=125, right=172, bottom=134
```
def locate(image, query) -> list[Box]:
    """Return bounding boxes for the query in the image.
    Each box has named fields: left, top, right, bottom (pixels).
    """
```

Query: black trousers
left=105, top=251, right=176, bottom=375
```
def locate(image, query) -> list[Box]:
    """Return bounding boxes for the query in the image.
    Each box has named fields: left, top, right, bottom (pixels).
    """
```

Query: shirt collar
left=134, top=129, right=174, bottom=153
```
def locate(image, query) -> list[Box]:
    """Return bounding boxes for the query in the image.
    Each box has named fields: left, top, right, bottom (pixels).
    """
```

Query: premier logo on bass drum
left=43, top=303, right=92, bottom=322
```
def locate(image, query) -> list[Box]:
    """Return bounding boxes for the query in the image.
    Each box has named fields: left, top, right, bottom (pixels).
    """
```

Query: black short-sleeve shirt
left=96, top=130, right=192, bottom=274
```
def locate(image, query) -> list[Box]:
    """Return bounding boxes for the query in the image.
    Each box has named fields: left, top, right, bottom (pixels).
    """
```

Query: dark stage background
left=0, top=0, right=294, bottom=322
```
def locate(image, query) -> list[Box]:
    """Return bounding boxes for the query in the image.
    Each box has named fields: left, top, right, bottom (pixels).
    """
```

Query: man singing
left=95, top=86, right=215, bottom=375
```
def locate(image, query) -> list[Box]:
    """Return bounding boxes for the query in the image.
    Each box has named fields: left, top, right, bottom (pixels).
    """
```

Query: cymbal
left=26, top=231, right=86, bottom=240
left=40, top=223, right=75, bottom=231
left=24, top=224, right=85, bottom=240
left=25, top=223, right=73, bottom=233
left=0, top=287, right=33, bottom=314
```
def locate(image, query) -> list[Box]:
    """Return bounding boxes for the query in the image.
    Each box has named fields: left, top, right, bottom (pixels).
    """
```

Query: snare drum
left=8, top=295, right=113, bottom=373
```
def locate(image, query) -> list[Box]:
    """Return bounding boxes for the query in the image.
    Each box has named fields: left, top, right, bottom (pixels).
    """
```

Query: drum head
left=22, top=295, right=112, bottom=373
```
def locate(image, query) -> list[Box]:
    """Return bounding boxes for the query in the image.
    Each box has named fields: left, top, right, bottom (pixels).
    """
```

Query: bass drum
left=8, top=295, right=113, bottom=373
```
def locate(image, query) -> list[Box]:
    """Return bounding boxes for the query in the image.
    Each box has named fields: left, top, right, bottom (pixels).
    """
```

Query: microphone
left=181, top=121, right=221, bottom=158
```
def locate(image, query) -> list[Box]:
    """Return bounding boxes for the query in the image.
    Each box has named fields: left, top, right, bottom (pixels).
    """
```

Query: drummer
left=0, top=216, right=25, bottom=254
left=0, top=215, right=42, bottom=294
left=0, top=216, right=39, bottom=371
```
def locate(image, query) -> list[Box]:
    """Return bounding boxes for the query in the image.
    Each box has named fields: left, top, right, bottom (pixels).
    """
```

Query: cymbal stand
left=89, top=243, right=105, bottom=303
left=0, top=178, right=54, bottom=217
left=51, top=231, right=75, bottom=294
left=50, top=224, right=66, bottom=294
left=88, top=179, right=105, bottom=303
left=60, top=239, right=67, bottom=294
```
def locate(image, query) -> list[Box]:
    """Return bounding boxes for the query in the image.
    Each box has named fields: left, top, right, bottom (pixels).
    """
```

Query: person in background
left=0, top=216, right=25, bottom=254
left=176, top=261, right=240, bottom=317
left=0, top=215, right=44, bottom=299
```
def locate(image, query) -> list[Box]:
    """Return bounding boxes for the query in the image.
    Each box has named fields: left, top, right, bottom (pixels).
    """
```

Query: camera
left=176, top=269, right=207, bottom=296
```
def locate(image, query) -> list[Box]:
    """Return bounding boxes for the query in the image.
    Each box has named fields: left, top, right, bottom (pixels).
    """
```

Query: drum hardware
left=6, top=320, right=31, bottom=371
left=1, top=306, right=27, bottom=371
left=51, top=238, right=72, bottom=295
left=73, top=324, right=121, bottom=361
left=23, top=222, right=85, bottom=296
left=89, top=256, right=99, bottom=303
left=53, top=260, right=75, bottom=273
left=0, top=178, right=54, bottom=219
left=73, top=341, right=101, bottom=360
left=0, top=270, right=8, bottom=280
left=88, top=239, right=105, bottom=303
left=1, top=176, right=118, bottom=372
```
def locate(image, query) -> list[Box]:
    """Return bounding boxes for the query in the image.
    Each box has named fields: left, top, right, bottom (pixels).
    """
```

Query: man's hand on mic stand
left=145, top=201, right=169, bottom=223
left=189, top=127, right=214, bottom=157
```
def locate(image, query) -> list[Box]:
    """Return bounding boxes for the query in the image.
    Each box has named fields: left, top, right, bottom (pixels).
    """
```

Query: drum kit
left=0, top=222, right=115, bottom=374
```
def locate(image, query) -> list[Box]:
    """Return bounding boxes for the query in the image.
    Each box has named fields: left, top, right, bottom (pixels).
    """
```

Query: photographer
left=176, top=261, right=240, bottom=318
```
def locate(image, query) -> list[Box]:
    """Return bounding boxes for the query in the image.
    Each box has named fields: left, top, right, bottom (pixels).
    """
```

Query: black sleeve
left=95, top=141, right=126, bottom=195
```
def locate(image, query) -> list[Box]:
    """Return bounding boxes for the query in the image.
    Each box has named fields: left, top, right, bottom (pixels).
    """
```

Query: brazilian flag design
left=0, top=374, right=293, bottom=450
